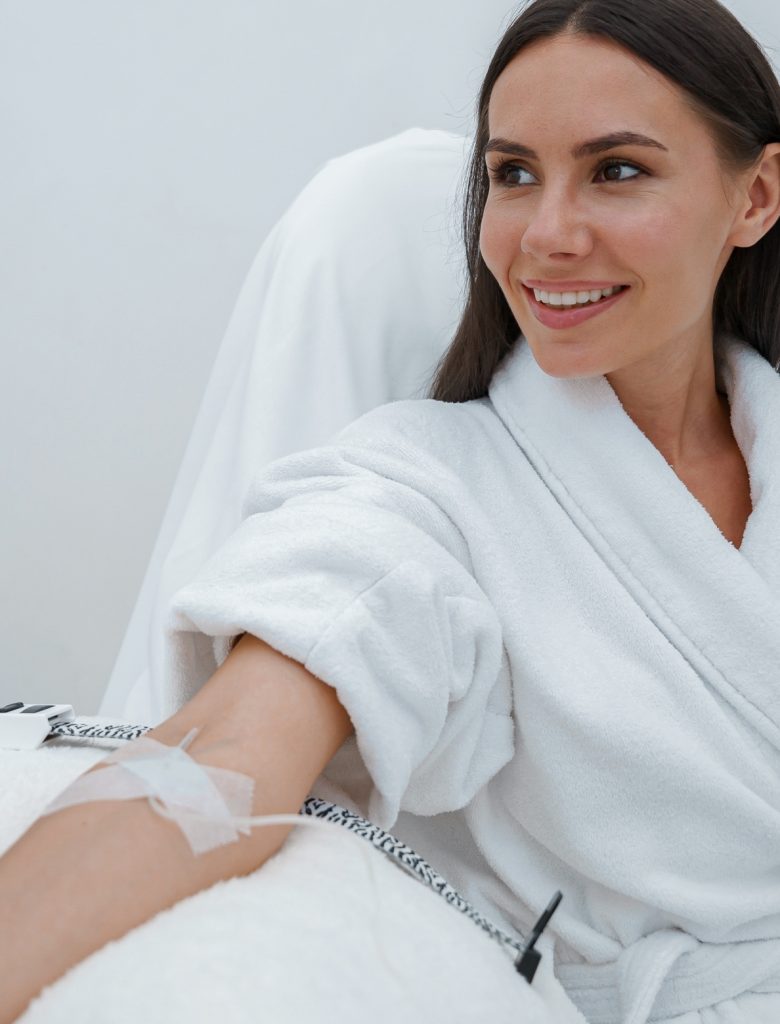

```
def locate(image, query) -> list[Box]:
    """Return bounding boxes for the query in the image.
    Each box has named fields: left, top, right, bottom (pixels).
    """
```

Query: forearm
left=0, top=636, right=353, bottom=1024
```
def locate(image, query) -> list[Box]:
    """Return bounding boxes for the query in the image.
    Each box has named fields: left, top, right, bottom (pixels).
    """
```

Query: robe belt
left=556, top=930, right=780, bottom=1024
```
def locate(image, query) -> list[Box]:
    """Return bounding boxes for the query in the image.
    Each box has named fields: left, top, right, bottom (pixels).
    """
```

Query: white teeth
left=533, top=285, right=623, bottom=307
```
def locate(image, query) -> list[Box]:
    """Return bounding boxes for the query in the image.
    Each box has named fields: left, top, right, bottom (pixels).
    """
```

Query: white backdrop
left=2, top=0, right=778, bottom=714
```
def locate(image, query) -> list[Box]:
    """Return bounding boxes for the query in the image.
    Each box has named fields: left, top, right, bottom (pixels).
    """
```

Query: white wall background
left=2, top=0, right=778, bottom=715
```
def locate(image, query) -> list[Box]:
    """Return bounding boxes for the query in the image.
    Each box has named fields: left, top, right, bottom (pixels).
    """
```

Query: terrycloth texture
left=0, top=729, right=584, bottom=1024
left=99, top=127, right=468, bottom=726
left=167, top=333, right=780, bottom=1023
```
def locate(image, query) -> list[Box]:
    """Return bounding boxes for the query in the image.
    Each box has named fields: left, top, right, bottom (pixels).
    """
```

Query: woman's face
left=479, top=32, right=749, bottom=380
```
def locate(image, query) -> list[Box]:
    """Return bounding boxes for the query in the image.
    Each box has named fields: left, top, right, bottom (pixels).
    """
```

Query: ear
left=729, top=142, right=780, bottom=248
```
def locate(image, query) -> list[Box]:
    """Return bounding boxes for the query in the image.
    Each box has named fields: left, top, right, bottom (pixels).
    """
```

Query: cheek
left=599, top=198, right=671, bottom=251
left=479, top=204, right=516, bottom=281
left=612, top=199, right=723, bottom=305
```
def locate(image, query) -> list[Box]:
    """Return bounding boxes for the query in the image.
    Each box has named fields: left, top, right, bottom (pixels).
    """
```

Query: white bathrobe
left=166, top=332, right=780, bottom=1024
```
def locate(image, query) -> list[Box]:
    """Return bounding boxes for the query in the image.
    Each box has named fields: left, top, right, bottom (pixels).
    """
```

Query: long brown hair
left=427, top=0, right=780, bottom=403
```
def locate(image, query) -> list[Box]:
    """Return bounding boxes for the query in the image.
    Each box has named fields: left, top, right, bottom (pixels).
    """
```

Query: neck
left=605, top=334, right=734, bottom=470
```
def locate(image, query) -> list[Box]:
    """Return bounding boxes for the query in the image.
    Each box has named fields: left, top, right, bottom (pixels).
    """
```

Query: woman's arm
left=0, top=634, right=354, bottom=1024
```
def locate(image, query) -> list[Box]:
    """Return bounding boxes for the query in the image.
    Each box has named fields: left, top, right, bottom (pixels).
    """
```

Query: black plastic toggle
left=514, top=890, right=563, bottom=984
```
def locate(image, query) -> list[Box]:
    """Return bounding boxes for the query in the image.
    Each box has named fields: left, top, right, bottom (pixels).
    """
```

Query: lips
left=522, top=283, right=629, bottom=329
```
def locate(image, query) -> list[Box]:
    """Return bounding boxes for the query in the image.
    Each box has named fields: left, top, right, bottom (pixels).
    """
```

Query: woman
left=2, top=0, right=779, bottom=1021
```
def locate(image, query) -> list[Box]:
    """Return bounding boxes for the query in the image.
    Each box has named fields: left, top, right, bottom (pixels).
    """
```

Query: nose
left=519, top=186, right=593, bottom=260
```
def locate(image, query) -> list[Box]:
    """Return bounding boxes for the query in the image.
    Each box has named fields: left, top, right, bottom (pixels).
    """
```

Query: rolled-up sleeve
left=165, top=404, right=514, bottom=828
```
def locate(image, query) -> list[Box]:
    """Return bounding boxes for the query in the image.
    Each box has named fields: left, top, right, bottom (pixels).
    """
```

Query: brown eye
left=487, top=160, right=535, bottom=186
left=597, top=160, right=642, bottom=183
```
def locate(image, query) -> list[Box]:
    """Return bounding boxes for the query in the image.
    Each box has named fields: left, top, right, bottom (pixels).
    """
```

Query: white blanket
left=165, top=332, right=780, bottom=1023
left=1, top=726, right=584, bottom=1024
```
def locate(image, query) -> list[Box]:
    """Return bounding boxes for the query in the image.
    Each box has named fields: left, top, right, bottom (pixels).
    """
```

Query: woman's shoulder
left=242, top=397, right=499, bottom=518
left=334, top=396, right=499, bottom=456
left=242, top=396, right=505, bottom=520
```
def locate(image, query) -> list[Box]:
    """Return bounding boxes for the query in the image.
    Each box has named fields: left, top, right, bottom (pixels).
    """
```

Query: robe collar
left=488, top=333, right=780, bottom=743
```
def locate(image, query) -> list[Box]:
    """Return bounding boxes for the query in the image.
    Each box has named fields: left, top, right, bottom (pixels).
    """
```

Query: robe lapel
left=488, top=334, right=780, bottom=746
left=717, top=336, right=780, bottom=595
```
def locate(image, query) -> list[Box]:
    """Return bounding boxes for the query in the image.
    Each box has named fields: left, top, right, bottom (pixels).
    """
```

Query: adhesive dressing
left=41, top=727, right=256, bottom=854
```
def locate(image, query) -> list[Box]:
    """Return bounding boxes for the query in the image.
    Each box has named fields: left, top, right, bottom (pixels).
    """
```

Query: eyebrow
left=483, top=131, right=669, bottom=161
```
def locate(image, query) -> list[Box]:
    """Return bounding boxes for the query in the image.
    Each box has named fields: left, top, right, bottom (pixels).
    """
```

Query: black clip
left=514, top=890, right=563, bottom=984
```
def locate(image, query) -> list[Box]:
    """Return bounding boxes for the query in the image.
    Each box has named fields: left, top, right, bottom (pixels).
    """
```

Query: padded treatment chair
left=99, top=127, right=471, bottom=725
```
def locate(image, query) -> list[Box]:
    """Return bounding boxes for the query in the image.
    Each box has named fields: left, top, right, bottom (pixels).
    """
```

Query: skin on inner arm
left=0, top=634, right=354, bottom=1024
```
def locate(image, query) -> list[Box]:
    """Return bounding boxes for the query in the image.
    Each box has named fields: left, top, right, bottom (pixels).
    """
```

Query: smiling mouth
left=525, top=284, right=630, bottom=310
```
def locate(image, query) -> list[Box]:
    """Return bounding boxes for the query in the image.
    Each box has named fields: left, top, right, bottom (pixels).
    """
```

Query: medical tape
left=41, top=727, right=256, bottom=855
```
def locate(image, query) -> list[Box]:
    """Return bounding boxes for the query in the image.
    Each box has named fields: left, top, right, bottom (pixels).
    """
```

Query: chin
left=523, top=335, right=610, bottom=380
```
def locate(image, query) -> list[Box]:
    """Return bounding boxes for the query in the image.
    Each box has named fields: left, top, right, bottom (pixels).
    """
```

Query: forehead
left=489, top=33, right=697, bottom=142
